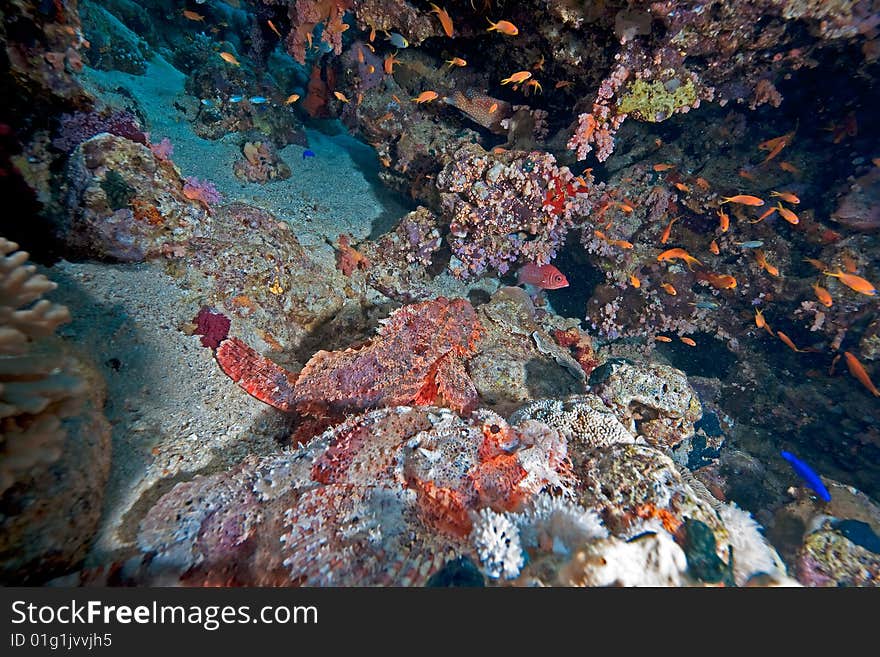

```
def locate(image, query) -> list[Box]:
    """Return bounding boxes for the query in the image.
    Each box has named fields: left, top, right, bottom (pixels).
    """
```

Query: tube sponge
left=0, top=238, right=85, bottom=495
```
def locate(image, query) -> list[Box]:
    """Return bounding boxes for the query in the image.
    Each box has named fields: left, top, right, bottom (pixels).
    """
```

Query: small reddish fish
left=629, top=273, right=641, bottom=288
left=717, top=208, right=730, bottom=233
left=842, top=254, right=858, bottom=273
left=754, top=308, right=767, bottom=329
left=517, top=263, right=568, bottom=289
left=284, top=93, right=300, bottom=105
left=334, top=91, right=351, bottom=103
left=267, top=19, right=282, bottom=38
left=653, top=163, right=675, bottom=172
left=695, top=177, right=711, bottom=191
left=555, top=80, right=574, bottom=89
left=755, top=249, right=779, bottom=277
left=721, top=195, right=765, bottom=206
left=445, top=57, right=467, bottom=67
left=501, top=70, right=532, bottom=85
left=812, top=282, right=833, bottom=307
left=680, top=337, right=696, bottom=347
left=655, top=336, right=673, bottom=342
left=803, top=257, right=827, bottom=271
left=823, top=269, right=877, bottom=296
left=750, top=206, right=777, bottom=224
left=843, top=351, right=880, bottom=397
left=219, top=52, right=241, bottom=66
left=660, top=216, right=678, bottom=244
left=657, top=247, right=702, bottom=271
left=661, top=283, right=677, bottom=296
left=702, top=272, right=737, bottom=290
left=709, top=240, right=720, bottom=255
left=779, top=161, right=801, bottom=174
left=429, top=3, right=454, bottom=38
left=411, top=90, right=439, bottom=103
left=487, top=19, right=518, bottom=35
left=674, top=182, right=690, bottom=193
left=384, top=53, right=400, bottom=75
left=776, top=203, right=799, bottom=225
left=183, top=10, right=205, bottom=21
left=777, top=331, right=802, bottom=353
left=770, top=190, right=800, bottom=204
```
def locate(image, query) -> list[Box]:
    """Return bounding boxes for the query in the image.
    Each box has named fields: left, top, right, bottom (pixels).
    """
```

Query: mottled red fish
left=517, top=263, right=569, bottom=289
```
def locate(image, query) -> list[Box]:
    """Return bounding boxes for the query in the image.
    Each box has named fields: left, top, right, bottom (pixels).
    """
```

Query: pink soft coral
left=182, top=176, right=222, bottom=207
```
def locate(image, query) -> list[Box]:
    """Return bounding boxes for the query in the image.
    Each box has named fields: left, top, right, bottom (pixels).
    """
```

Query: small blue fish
left=735, top=240, right=764, bottom=249
left=689, top=300, right=720, bottom=310
left=302, top=150, right=315, bottom=160
left=386, top=32, right=409, bottom=48
left=200, top=98, right=214, bottom=107
left=229, top=95, right=243, bottom=103
left=248, top=96, right=268, bottom=104
left=781, top=450, right=831, bottom=502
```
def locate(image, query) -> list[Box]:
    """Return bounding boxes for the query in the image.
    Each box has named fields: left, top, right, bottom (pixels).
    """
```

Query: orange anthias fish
left=657, top=248, right=702, bottom=271
left=754, top=249, right=779, bottom=276
left=487, top=19, right=519, bottom=35
left=770, top=190, right=800, bottom=204
left=629, top=273, right=641, bottom=288
left=660, top=216, right=678, bottom=244
left=661, top=283, right=678, bottom=296
left=183, top=10, right=205, bottom=21
left=501, top=70, right=532, bottom=85
left=776, top=203, right=799, bottom=225
left=777, top=331, right=803, bottom=353
left=709, top=240, right=720, bottom=255
left=655, top=335, right=673, bottom=342
left=700, top=272, right=737, bottom=290
left=429, top=3, right=454, bottom=37
left=812, top=282, right=833, bottom=307
left=285, top=93, right=300, bottom=104
left=333, top=91, right=351, bottom=103
left=759, top=129, right=795, bottom=163
left=842, top=253, right=858, bottom=273
left=517, top=263, right=568, bottom=289
left=384, top=52, right=400, bottom=75
left=445, top=57, right=467, bottom=67
left=219, top=52, right=241, bottom=66
left=680, top=337, right=696, bottom=347
left=411, top=90, right=439, bottom=103
left=721, top=195, right=765, bottom=206
left=674, top=182, right=690, bottom=193
left=779, top=161, right=801, bottom=174
left=824, top=269, right=877, bottom=296
left=717, top=208, right=730, bottom=233
left=803, top=257, right=827, bottom=271
left=750, top=206, right=776, bottom=224
left=843, top=351, right=880, bottom=397
left=755, top=308, right=775, bottom=336
left=653, top=163, right=675, bottom=172
left=555, top=80, right=574, bottom=89
left=695, top=177, right=711, bottom=191
left=267, top=19, right=282, bottom=38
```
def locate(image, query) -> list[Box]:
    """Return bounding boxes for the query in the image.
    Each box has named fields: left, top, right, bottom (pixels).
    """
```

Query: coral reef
left=0, top=239, right=110, bottom=583
left=437, top=144, right=595, bottom=277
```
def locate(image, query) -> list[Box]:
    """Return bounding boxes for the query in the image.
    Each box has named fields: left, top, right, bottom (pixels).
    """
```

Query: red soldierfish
left=517, top=263, right=569, bottom=289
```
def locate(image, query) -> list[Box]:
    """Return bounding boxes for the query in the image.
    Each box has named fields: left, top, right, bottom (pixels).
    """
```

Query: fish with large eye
left=517, top=263, right=569, bottom=290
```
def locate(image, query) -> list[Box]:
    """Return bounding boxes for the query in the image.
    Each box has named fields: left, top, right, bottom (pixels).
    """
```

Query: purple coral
left=52, top=110, right=148, bottom=152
